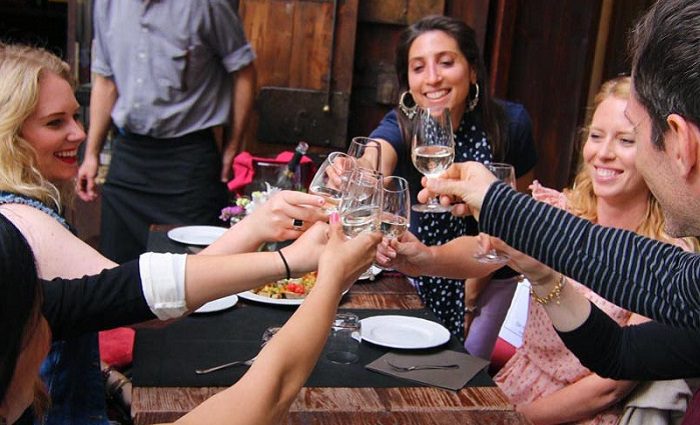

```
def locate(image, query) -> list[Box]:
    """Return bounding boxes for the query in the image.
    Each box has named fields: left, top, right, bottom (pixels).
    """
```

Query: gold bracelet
left=530, top=273, right=566, bottom=305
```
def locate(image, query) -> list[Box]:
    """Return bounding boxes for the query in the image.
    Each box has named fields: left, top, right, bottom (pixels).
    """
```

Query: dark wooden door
left=490, top=0, right=603, bottom=189
left=239, top=0, right=359, bottom=154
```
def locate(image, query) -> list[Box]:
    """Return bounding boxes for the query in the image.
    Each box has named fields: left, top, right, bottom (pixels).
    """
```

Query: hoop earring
left=399, top=91, right=417, bottom=119
left=467, top=82, right=480, bottom=112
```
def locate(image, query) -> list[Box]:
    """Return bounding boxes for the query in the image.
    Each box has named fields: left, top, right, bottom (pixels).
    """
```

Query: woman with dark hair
left=370, top=15, right=537, bottom=352
left=0, top=213, right=381, bottom=425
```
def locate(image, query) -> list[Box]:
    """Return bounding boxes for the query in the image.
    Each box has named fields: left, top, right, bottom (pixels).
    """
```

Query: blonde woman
left=0, top=43, right=327, bottom=424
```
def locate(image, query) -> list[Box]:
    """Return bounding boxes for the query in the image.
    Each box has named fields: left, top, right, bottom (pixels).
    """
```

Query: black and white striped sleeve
left=480, top=181, right=700, bottom=328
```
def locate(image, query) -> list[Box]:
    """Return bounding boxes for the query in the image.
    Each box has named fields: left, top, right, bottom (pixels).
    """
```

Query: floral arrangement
left=220, top=183, right=281, bottom=226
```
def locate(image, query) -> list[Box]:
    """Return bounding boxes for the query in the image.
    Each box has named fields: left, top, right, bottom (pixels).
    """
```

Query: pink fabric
left=490, top=337, right=516, bottom=375
left=99, top=327, right=135, bottom=369
left=494, top=186, right=632, bottom=425
left=681, top=388, right=700, bottom=425
left=227, top=151, right=314, bottom=194
left=495, top=282, right=632, bottom=424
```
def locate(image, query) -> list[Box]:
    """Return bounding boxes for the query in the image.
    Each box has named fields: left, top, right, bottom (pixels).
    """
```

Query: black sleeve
left=481, top=182, right=700, bottom=328
left=42, top=260, right=157, bottom=340
left=558, top=303, right=700, bottom=379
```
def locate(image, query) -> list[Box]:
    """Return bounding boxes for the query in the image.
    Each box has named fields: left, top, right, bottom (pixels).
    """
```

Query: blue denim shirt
left=0, top=192, right=108, bottom=425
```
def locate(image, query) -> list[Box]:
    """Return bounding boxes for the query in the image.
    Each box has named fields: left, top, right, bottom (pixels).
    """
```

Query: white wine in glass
left=347, top=137, right=382, bottom=172
left=339, top=168, right=382, bottom=239
left=473, top=163, right=516, bottom=263
left=308, top=152, right=356, bottom=214
left=411, top=107, right=455, bottom=213
left=379, top=176, right=410, bottom=240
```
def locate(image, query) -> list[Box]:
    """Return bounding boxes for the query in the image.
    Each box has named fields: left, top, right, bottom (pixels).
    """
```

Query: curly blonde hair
left=0, top=43, right=75, bottom=212
left=565, top=76, right=675, bottom=243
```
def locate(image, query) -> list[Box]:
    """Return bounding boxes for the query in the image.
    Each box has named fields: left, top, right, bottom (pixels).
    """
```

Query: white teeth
left=426, top=90, right=448, bottom=99
left=596, top=168, right=619, bottom=177
left=55, top=150, right=77, bottom=158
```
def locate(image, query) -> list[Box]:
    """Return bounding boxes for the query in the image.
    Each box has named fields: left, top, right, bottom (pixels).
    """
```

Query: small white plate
left=167, top=225, right=227, bottom=246
left=194, top=294, right=239, bottom=313
left=360, top=315, right=451, bottom=349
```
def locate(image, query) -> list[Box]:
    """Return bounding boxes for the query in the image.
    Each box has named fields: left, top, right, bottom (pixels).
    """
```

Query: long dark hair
left=0, top=213, right=43, bottom=406
left=394, top=15, right=508, bottom=160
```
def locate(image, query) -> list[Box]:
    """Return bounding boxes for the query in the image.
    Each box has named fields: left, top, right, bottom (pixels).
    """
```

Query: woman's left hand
left=485, top=235, right=557, bottom=283
left=376, top=231, right=432, bottom=277
left=244, top=190, right=328, bottom=242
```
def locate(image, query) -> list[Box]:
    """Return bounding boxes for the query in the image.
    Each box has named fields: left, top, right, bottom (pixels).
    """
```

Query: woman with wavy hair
left=0, top=43, right=328, bottom=424
left=492, top=76, right=694, bottom=424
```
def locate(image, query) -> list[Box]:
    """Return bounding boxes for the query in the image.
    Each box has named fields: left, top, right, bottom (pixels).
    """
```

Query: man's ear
left=667, top=113, right=700, bottom=179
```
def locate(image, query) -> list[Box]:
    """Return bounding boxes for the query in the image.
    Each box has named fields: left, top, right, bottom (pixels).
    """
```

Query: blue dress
left=369, top=101, right=537, bottom=337
left=0, top=192, right=107, bottom=425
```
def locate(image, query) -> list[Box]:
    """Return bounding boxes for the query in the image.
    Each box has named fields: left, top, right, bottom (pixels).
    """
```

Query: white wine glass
left=308, top=152, right=356, bottom=214
left=338, top=168, right=383, bottom=239
left=347, top=136, right=382, bottom=172
left=377, top=176, right=410, bottom=270
left=473, top=163, right=516, bottom=263
left=380, top=176, right=410, bottom=240
left=411, top=107, right=455, bottom=213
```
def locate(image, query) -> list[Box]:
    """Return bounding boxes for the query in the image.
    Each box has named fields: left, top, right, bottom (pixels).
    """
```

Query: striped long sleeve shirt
left=480, top=182, right=700, bottom=329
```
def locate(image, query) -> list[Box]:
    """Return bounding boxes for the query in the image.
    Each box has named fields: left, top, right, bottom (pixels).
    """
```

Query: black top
left=42, top=260, right=156, bottom=340
left=481, top=182, right=700, bottom=328
left=557, top=303, right=700, bottom=380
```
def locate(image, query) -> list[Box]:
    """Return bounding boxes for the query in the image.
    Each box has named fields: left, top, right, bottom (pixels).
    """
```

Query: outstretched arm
left=174, top=217, right=382, bottom=425
left=377, top=232, right=499, bottom=279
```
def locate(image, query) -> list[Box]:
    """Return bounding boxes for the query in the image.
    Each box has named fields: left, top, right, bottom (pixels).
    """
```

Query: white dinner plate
left=237, top=289, right=348, bottom=306
left=360, top=315, right=451, bottom=349
left=194, top=294, right=239, bottom=313
left=167, top=225, right=227, bottom=246
left=237, top=291, right=305, bottom=306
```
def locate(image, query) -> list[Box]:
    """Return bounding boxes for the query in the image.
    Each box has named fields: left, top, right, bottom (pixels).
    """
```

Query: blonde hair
left=0, top=44, right=75, bottom=212
left=565, top=76, right=672, bottom=242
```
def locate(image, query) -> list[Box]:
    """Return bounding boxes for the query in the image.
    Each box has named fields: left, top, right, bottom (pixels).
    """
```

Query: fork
left=385, top=359, right=459, bottom=372
left=195, top=356, right=256, bottom=374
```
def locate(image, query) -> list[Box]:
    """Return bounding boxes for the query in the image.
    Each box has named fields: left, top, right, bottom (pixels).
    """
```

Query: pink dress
left=494, top=183, right=632, bottom=425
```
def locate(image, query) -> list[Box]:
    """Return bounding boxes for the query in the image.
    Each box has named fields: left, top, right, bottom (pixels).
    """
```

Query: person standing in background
left=77, top=0, right=256, bottom=263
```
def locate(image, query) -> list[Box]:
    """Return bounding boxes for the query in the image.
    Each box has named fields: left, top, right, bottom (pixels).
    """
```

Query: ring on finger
left=292, top=218, right=304, bottom=231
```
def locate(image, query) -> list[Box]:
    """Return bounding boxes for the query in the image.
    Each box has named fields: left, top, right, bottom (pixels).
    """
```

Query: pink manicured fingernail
left=329, top=212, right=340, bottom=224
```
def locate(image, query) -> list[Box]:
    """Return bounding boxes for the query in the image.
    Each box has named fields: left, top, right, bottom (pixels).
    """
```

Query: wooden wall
left=490, top=0, right=602, bottom=189
left=56, top=0, right=655, bottom=187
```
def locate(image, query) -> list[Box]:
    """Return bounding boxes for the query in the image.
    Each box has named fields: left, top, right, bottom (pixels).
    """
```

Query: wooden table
left=132, top=228, right=532, bottom=425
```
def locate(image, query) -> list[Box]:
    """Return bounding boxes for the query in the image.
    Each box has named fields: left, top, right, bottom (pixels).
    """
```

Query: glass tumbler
left=325, top=313, right=361, bottom=364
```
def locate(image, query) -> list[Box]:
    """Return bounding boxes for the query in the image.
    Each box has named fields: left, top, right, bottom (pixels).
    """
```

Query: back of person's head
left=567, top=76, right=671, bottom=242
left=394, top=15, right=507, bottom=158
left=0, top=213, right=43, bottom=409
left=630, top=0, right=700, bottom=150
left=0, top=43, right=73, bottom=211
